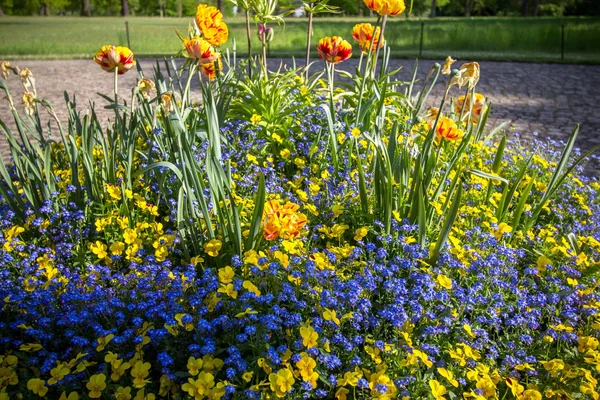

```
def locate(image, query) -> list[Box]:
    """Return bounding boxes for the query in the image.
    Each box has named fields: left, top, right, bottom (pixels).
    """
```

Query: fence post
left=419, top=21, right=424, bottom=58
left=560, top=23, right=565, bottom=61
left=125, top=21, right=131, bottom=49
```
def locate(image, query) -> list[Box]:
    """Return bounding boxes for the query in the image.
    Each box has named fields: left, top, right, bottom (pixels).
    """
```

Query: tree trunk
left=521, top=0, right=528, bottom=16
left=42, top=3, right=50, bottom=15
left=81, top=0, right=91, bottom=16
left=217, top=0, right=223, bottom=13
left=121, top=0, right=129, bottom=16
left=531, top=0, right=538, bottom=16
left=464, top=0, right=471, bottom=16
left=176, top=0, right=182, bottom=17
left=358, top=0, right=363, bottom=16
left=430, top=0, right=436, bottom=18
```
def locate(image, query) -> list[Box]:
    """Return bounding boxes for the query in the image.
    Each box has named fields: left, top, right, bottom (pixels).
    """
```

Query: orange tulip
left=363, top=0, right=406, bottom=16
left=93, top=45, right=135, bottom=75
left=455, top=93, right=486, bottom=124
left=435, top=116, right=464, bottom=142
left=195, top=4, right=229, bottom=47
left=184, top=36, right=219, bottom=65
left=352, top=23, right=384, bottom=53
left=316, top=36, right=352, bottom=64
left=200, top=57, right=223, bottom=81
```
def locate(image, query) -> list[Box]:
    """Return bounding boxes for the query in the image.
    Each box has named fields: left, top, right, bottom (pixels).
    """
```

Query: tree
left=121, top=0, right=128, bottom=15
left=82, top=0, right=91, bottom=15
left=430, top=0, right=436, bottom=16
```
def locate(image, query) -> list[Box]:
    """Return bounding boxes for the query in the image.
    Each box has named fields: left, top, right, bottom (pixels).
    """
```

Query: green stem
left=374, top=14, right=387, bottom=76
left=305, top=11, right=314, bottom=82
left=181, top=63, right=198, bottom=112
left=114, top=67, right=119, bottom=103
left=245, top=9, right=252, bottom=77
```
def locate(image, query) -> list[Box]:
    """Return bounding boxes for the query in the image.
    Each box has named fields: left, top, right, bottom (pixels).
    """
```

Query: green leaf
left=245, top=174, right=266, bottom=251
left=468, top=169, right=509, bottom=184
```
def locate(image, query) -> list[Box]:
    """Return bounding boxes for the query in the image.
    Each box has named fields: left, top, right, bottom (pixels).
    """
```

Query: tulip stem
left=245, top=9, right=252, bottom=78
left=261, top=36, right=268, bottom=78
left=182, top=63, right=198, bottom=111
left=305, top=11, right=314, bottom=82
left=114, top=67, right=119, bottom=103
left=458, top=85, right=470, bottom=125
left=374, top=15, right=387, bottom=75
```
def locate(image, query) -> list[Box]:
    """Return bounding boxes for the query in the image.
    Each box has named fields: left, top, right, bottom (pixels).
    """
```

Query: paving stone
left=0, top=58, right=598, bottom=175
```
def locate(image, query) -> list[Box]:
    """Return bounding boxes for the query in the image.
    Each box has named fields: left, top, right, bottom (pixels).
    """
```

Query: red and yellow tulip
left=455, top=93, right=486, bottom=124
left=352, top=23, right=384, bottom=53
left=195, top=4, right=229, bottom=47
left=363, top=0, right=406, bottom=16
left=184, top=36, right=219, bottom=65
left=434, top=116, right=464, bottom=142
left=93, top=45, right=136, bottom=75
left=316, top=36, right=352, bottom=64
left=200, top=57, right=223, bottom=82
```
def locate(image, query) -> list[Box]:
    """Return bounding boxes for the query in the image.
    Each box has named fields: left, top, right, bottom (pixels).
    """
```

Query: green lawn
left=1, top=16, right=599, bottom=63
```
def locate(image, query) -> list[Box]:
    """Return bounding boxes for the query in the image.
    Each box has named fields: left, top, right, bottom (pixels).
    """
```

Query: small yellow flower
left=429, top=379, right=447, bottom=400
left=280, top=148, right=291, bottom=159
left=204, top=238, right=222, bottom=257
left=299, top=326, right=319, bottom=348
left=251, top=114, right=262, bottom=124
left=269, top=368, right=295, bottom=398
left=323, top=308, right=341, bottom=325
left=96, top=333, right=114, bottom=351
left=131, top=361, right=151, bottom=388
left=86, top=374, right=107, bottom=398
left=436, top=274, right=453, bottom=290
left=90, top=241, right=108, bottom=259
left=218, top=266, right=235, bottom=284
left=217, top=283, right=238, bottom=299
left=27, top=378, right=48, bottom=397
left=115, top=386, right=132, bottom=400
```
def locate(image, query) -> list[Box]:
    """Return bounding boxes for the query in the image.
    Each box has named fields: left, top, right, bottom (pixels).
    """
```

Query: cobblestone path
left=1, top=58, right=599, bottom=174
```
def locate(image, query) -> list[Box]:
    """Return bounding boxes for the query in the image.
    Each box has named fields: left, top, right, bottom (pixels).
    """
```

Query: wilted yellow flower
left=94, top=45, right=136, bottom=75
left=195, top=4, right=229, bottom=46
left=1, top=60, right=12, bottom=79
left=22, top=91, right=36, bottom=116
left=184, top=36, right=219, bottom=65
left=19, top=67, right=35, bottom=91
left=442, top=56, right=456, bottom=75
left=137, top=78, right=155, bottom=99
left=452, top=61, right=480, bottom=89
left=363, top=0, right=406, bottom=16
left=351, top=23, right=384, bottom=53
left=161, top=93, right=174, bottom=113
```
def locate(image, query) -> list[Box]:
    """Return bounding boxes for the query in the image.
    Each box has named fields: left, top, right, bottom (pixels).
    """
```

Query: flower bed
left=0, top=2, right=599, bottom=400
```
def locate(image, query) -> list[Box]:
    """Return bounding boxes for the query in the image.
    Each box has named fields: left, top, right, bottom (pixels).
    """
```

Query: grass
left=1, top=16, right=600, bottom=63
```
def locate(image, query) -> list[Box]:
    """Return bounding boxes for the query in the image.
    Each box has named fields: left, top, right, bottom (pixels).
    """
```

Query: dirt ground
left=1, top=58, right=599, bottom=175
